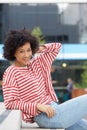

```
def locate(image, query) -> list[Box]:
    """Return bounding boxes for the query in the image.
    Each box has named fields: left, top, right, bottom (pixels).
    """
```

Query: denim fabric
left=34, top=94, right=87, bottom=130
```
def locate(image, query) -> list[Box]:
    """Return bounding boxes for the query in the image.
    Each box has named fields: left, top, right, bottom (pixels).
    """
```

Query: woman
left=2, top=29, right=87, bottom=130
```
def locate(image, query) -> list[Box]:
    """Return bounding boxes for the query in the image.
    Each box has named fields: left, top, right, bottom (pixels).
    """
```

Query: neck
left=13, top=62, right=27, bottom=67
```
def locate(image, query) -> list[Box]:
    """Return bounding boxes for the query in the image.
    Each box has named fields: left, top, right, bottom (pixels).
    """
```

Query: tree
left=81, top=61, right=87, bottom=87
left=32, top=26, right=45, bottom=45
left=81, top=69, right=87, bottom=87
left=75, top=61, right=87, bottom=88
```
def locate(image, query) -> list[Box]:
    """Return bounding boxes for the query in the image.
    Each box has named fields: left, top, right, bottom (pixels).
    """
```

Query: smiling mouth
left=24, top=59, right=29, bottom=62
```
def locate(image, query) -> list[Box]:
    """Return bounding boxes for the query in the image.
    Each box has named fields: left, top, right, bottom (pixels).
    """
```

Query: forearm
left=37, top=43, right=61, bottom=54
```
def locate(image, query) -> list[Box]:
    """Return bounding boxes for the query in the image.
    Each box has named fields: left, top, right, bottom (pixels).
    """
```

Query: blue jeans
left=34, top=94, right=87, bottom=130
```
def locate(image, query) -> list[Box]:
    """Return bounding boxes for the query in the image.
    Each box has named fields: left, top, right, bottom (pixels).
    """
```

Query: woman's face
left=14, top=42, right=32, bottom=67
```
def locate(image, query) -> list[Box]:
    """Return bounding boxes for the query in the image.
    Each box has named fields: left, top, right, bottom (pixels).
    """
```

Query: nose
left=25, top=52, right=29, bottom=57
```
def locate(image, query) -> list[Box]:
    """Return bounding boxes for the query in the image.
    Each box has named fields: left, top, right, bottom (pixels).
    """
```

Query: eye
left=27, top=49, right=31, bottom=52
left=19, top=50, right=24, bottom=53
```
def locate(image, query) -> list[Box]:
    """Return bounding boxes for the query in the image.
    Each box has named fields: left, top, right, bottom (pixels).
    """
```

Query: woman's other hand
left=36, top=45, right=45, bottom=53
left=37, top=103, right=55, bottom=118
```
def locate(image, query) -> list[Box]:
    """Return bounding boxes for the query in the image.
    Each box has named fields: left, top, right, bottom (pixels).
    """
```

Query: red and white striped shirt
left=2, top=43, right=61, bottom=123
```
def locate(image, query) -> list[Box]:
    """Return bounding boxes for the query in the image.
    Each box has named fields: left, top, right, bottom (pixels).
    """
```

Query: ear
left=14, top=52, right=17, bottom=58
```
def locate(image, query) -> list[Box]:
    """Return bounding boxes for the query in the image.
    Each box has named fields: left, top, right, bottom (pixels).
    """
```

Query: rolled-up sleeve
left=37, top=42, right=61, bottom=73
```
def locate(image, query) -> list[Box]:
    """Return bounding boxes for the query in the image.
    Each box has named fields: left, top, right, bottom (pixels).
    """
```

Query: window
left=0, top=4, right=3, bottom=11
left=57, top=35, right=68, bottom=42
left=45, top=35, right=69, bottom=43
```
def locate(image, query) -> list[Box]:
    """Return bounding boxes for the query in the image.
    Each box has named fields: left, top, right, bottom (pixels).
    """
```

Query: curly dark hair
left=3, top=29, right=39, bottom=61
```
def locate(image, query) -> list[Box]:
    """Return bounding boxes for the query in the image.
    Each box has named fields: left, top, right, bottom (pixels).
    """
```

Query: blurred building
left=0, top=3, right=79, bottom=43
left=60, top=3, right=87, bottom=43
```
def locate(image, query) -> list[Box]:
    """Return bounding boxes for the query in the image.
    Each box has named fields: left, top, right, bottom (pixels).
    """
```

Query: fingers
left=37, top=103, right=56, bottom=118
left=37, top=45, right=45, bottom=53
left=46, top=106, right=55, bottom=118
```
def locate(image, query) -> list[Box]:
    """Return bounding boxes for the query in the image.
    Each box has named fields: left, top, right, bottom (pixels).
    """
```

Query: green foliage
left=75, top=61, right=87, bottom=88
left=32, top=26, right=45, bottom=45
left=80, top=61, right=87, bottom=88
left=81, top=69, right=87, bottom=87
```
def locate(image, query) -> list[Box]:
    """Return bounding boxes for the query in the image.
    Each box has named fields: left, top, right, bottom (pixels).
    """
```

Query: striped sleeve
left=37, top=42, right=61, bottom=72
left=2, top=69, right=37, bottom=116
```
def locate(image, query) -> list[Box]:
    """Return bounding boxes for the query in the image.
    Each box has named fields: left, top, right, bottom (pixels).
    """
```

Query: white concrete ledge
left=0, top=102, right=22, bottom=130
